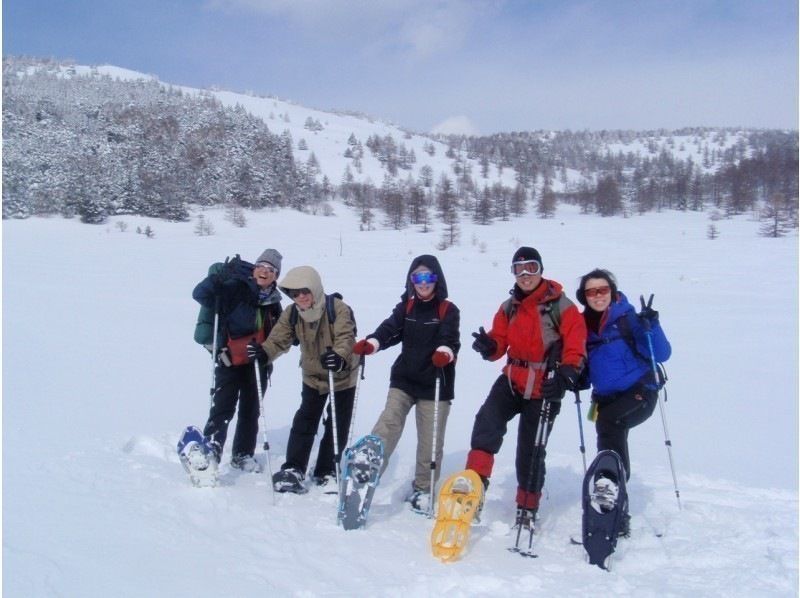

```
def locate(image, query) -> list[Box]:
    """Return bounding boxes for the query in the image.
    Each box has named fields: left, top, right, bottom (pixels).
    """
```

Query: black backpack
left=193, top=255, right=254, bottom=346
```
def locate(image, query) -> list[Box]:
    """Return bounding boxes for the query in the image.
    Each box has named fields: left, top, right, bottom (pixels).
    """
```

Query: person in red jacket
left=466, top=247, right=587, bottom=528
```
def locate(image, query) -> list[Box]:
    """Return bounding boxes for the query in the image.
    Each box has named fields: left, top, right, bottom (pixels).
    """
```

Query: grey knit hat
left=255, top=248, right=283, bottom=273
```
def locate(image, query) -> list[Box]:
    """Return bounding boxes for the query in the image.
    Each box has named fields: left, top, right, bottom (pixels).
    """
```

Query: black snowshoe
left=581, top=450, right=629, bottom=570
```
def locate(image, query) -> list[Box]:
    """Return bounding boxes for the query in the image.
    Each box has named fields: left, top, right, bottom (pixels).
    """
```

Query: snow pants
left=466, top=375, right=560, bottom=509
left=283, top=383, right=355, bottom=479
left=371, top=387, right=451, bottom=493
left=204, top=361, right=270, bottom=458
left=594, top=383, right=658, bottom=480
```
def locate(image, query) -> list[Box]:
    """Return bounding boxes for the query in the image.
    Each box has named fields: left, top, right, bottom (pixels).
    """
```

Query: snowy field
left=3, top=204, right=798, bottom=597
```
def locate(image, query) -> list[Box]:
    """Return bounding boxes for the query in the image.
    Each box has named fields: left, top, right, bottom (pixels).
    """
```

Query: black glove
left=246, top=341, right=268, bottom=364
left=209, top=271, right=231, bottom=290
left=320, top=348, right=346, bottom=372
left=638, top=294, right=659, bottom=326
left=471, top=327, right=497, bottom=360
left=541, top=365, right=580, bottom=400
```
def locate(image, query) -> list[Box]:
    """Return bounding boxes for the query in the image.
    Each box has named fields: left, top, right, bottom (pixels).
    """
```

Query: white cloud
left=430, top=115, right=479, bottom=136
left=208, top=0, right=495, bottom=59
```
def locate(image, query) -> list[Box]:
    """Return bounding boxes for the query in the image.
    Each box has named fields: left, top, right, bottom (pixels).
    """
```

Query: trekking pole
left=645, top=329, right=681, bottom=511
left=428, top=370, right=442, bottom=518
left=574, top=390, right=588, bottom=474
left=327, top=356, right=341, bottom=489
left=513, top=397, right=552, bottom=555
left=208, top=298, right=220, bottom=408
left=640, top=295, right=681, bottom=511
left=345, top=355, right=366, bottom=450
left=512, top=341, right=562, bottom=553
left=254, top=357, right=276, bottom=504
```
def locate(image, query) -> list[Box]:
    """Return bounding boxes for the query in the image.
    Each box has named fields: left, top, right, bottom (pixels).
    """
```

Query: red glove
left=353, top=339, right=375, bottom=356
left=432, top=350, right=452, bottom=368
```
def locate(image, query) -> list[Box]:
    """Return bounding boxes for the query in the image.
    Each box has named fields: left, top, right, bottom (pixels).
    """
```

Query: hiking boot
left=406, top=488, right=431, bottom=514
left=451, top=474, right=489, bottom=523
left=207, top=440, right=222, bottom=465
left=591, top=476, right=619, bottom=513
left=231, top=453, right=262, bottom=473
left=272, top=468, right=308, bottom=494
left=312, top=473, right=337, bottom=488
left=514, top=507, right=537, bottom=531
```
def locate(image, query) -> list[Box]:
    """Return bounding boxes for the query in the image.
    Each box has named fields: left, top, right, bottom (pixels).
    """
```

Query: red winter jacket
left=486, top=279, right=586, bottom=398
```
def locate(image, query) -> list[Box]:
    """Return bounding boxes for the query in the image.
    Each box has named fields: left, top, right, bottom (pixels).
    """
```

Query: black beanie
left=512, top=246, right=543, bottom=269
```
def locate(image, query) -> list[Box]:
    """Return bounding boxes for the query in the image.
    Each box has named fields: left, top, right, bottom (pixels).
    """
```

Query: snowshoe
left=581, top=450, right=629, bottom=570
left=337, top=435, right=384, bottom=530
left=272, top=468, right=308, bottom=494
left=177, top=426, right=219, bottom=488
left=430, top=470, right=485, bottom=562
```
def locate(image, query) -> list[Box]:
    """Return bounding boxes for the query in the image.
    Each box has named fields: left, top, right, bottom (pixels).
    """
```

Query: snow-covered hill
left=71, top=63, right=520, bottom=191
left=3, top=203, right=797, bottom=596
left=74, top=63, right=757, bottom=192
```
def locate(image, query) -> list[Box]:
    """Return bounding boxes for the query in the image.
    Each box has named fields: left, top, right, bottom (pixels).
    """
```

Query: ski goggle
left=410, top=272, right=438, bottom=285
left=511, top=260, right=542, bottom=277
left=584, top=285, right=611, bottom=299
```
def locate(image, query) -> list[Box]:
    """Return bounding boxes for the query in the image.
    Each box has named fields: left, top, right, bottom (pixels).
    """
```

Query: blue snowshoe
left=338, top=435, right=384, bottom=530
left=177, top=426, right=219, bottom=488
left=581, top=450, right=629, bottom=570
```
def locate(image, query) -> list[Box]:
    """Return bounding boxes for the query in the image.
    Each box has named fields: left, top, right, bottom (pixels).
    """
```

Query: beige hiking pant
left=371, top=387, right=451, bottom=493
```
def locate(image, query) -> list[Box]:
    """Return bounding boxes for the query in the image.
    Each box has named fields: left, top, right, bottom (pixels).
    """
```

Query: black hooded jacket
left=367, top=255, right=461, bottom=401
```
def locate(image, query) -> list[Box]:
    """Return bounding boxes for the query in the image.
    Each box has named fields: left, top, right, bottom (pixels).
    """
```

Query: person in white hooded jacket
left=247, top=266, right=358, bottom=494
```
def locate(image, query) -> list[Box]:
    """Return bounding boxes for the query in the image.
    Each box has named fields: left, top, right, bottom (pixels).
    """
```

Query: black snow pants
left=594, top=383, right=658, bottom=480
left=203, top=361, right=269, bottom=458
left=283, top=383, right=356, bottom=478
left=470, top=375, right=561, bottom=502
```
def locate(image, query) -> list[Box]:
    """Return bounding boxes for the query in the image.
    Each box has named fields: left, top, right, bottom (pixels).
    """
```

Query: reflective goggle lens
left=584, top=286, right=611, bottom=299
left=511, top=260, right=542, bottom=277
left=410, top=272, right=438, bottom=285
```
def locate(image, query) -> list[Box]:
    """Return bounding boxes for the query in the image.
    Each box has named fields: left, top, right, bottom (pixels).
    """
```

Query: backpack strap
left=617, top=311, right=648, bottom=363
left=541, top=298, right=561, bottom=331
left=289, top=292, right=354, bottom=347
left=405, top=297, right=451, bottom=320
left=502, top=296, right=560, bottom=331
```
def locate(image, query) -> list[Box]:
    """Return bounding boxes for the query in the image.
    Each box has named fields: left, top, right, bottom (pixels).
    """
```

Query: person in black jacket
left=353, top=255, right=460, bottom=512
left=192, top=249, right=283, bottom=472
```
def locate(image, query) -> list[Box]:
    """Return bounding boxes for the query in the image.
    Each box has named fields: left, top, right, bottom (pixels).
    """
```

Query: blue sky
left=4, top=0, right=797, bottom=134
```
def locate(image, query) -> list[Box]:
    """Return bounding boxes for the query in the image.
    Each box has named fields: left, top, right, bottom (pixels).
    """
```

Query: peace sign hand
left=638, top=294, right=659, bottom=326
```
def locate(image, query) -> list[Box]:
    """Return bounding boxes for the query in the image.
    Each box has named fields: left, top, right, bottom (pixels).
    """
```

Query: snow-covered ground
left=3, top=204, right=797, bottom=596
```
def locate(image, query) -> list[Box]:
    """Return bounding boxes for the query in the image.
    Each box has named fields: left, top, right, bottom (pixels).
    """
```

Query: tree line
left=3, top=56, right=797, bottom=238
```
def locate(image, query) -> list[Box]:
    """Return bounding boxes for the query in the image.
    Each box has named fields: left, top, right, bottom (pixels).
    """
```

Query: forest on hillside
left=3, top=56, right=797, bottom=238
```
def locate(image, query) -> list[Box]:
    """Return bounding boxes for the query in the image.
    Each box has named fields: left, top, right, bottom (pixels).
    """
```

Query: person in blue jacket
left=576, top=268, right=671, bottom=532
